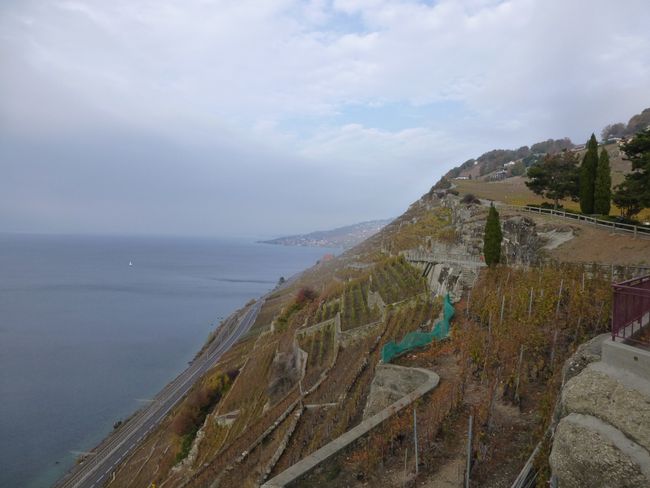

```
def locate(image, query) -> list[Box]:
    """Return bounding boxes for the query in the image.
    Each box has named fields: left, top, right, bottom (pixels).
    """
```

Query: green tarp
left=381, top=294, right=455, bottom=363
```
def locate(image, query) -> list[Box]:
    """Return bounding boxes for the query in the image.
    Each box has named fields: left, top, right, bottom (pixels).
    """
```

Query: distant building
left=503, top=161, right=516, bottom=167
left=454, top=176, right=470, bottom=180
left=489, top=169, right=508, bottom=181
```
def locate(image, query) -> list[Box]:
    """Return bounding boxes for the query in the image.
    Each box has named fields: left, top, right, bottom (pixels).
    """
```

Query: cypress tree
left=594, top=148, right=612, bottom=215
left=483, top=204, right=502, bottom=266
left=579, top=134, right=598, bottom=214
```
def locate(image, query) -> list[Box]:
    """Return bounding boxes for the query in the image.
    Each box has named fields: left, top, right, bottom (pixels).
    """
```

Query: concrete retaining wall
left=602, top=337, right=650, bottom=380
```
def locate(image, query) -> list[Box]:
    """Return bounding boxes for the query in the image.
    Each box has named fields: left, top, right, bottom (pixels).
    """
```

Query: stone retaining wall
left=261, top=366, right=439, bottom=487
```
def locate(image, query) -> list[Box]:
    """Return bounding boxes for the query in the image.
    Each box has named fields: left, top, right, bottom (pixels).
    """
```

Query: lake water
left=0, top=234, right=333, bottom=488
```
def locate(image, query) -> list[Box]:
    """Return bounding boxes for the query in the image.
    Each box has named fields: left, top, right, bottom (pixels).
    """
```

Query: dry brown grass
left=546, top=223, right=650, bottom=265
left=455, top=176, right=579, bottom=209
left=454, top=147, right=650, bottom=220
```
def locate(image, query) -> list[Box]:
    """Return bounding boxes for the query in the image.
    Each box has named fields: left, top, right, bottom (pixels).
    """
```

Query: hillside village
left=97, top=116, right=650, bottom=488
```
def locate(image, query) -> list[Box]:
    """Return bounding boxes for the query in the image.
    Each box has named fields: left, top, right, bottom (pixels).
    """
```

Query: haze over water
left=0, top=234, right=333, bottom=488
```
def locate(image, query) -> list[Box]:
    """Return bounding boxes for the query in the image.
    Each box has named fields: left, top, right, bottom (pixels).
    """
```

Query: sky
left=1, top=0, right=650, bottom=238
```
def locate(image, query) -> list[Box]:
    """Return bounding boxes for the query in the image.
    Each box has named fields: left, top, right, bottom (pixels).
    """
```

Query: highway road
left=53, top=298, right=265, bottom=488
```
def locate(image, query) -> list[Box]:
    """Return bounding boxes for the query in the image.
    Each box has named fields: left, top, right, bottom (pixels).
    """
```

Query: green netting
left=381, top=294, right=455, bottom=363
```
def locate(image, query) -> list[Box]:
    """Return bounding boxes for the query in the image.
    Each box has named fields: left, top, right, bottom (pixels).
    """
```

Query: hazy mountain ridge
left=260, top=219, right=392, bottom=249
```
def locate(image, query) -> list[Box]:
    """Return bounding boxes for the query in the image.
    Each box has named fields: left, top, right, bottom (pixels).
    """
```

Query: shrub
left=296, top=287, right=318, bottom=304
left=461, top=193, right=481, bottom=205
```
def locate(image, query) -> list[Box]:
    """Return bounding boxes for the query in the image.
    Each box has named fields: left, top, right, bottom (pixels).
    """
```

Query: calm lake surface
left=0, top=234, right=334, bottom=488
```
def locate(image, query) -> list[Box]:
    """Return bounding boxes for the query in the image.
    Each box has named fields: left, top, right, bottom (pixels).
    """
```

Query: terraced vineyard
left=217, top=403, right=300, bottom=488
left=371, top=256, right=427, bottom=304
left=385, top=206, right=455, bottom=252
left=453, top=263, right=613, bottom=486
left=271, top=333, right=380, bottom=476
left=298, top=323, right=337, bottom=389
left=217, top=341, right=277, bottom=416
left=340, top=279, right=381, bottom=331
left=382, top=298, right=441, bottom=345
left=313, top=299, right=340, bottom=324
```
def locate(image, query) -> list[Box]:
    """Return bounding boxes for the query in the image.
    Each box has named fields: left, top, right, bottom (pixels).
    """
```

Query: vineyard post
left=413, top=406, right=419, bottom=476
left=515, top=345, right=524, bottom=404
left=549, top=329, right=559, bottom=369
left=594, top=302, right=605, bottom=335
left=555, top=279, right=564, bottom=318
left=483, top=314, right=493, bottom=380
left=486, top=367, right=500, bottom=430
left=500, top=294, right=506, bottom=324
left=403, top=447, right=408, bottom=487
left=528, top=288, right=533, bottom=318
left=465, top=414, right=473, bottom=488
left=466, top=289, right=471, bottom=317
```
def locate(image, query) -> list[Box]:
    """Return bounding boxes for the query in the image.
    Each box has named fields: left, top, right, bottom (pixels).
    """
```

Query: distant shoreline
left=260, top=218, right=391, bottom=249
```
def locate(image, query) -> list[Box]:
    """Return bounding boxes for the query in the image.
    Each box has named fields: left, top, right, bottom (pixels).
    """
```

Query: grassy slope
left=454, top=143, right=649, bottom=220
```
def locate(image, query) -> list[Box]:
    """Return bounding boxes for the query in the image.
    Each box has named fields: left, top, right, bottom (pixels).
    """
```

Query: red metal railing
left=612, top=274, right=650, bottom=346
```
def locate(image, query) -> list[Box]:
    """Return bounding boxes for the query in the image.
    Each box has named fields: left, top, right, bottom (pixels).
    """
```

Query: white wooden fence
left=497, top=204, right=650, bottom=239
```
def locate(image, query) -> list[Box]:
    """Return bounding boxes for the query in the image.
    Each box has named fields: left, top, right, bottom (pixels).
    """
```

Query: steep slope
left=105, top=185, right=649, bottom=488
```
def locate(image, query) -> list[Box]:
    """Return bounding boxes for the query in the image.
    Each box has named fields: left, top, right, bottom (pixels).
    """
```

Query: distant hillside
left=261, top=219, right=392, bottom=249
left=441, top=107, right=650, bottom=184
left=444, top=138, right=575, bottom=181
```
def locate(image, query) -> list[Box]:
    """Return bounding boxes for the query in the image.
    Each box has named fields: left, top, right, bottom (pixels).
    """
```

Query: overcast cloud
left=2, top=0, right=649, bottom=237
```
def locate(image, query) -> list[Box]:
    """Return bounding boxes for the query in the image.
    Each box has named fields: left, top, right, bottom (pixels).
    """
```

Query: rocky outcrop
left=549, top=335, right=650, bottom=487
left=550, top=413, right=650, bottom=488
left=560, top=334, right=608, bottom=384
left=501, top=215, right=544, bottom=265
left=561, top=368, right=650, bottom=453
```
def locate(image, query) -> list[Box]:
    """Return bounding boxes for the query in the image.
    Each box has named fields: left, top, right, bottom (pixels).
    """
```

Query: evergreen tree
left=483, top=204, right=502, bottom=266
left=579, top=134, right=598, bottom=214
left=613, top=128, right=650, bottom=218
left=594, top=148, right=612, bottom=215
left=525, top=151, right=579, bottom=209
left=613, top=179, right=644, bottom=219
